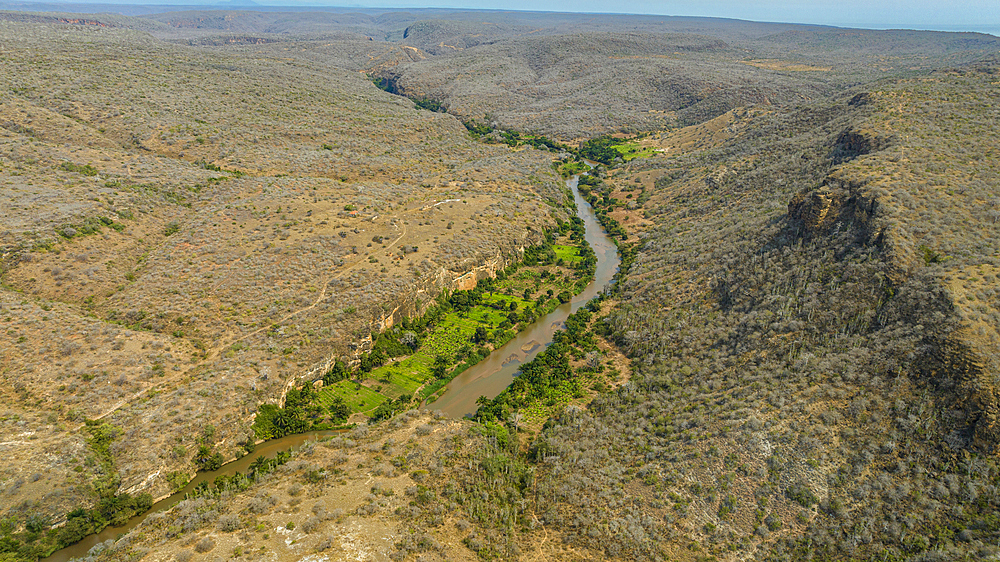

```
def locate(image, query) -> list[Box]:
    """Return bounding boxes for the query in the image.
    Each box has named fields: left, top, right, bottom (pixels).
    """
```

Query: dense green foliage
left=464, top=120, right=568, bottom=152
left=578, top=136, right=621, bottom=164
left=475, top=300, right=602, bottom=423
left=576, top=175, right=629, bottom=240
left=193, top=445, right=224, bottom=472
left=254, top=229, right=595, bottom=435
left=252, top=384, right=330, bottom=440
left=0, top=421, right=153, bottom=561
left=413, top=98, right=444, bottom=112
left=58, top=161, right=99, bottom=176
left=183, top=449, right=294, bottom=502
left=55, top=215, right=127, bottom=240
left=577, top=135, right=656, bottom=165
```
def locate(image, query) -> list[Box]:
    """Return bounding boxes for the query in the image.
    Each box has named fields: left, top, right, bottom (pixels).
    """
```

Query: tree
left=194, top=445, right=223, bottom=472
left=360, top=349, right=386, bottom=372
left=249, top=455, right=268, bottom=474
left=323, top=361, right=349, bottom=385
left=432, top=354, right=450, bottom=379
left=509, top=412, right=524, bottom=432
left=473, top=326, right=489, bottom=343
left=400, top=331, right=419, bottom=350
left=328, top=396, right=350, bottom=423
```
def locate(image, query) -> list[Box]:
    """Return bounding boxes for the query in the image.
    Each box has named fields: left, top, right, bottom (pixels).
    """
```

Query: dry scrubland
left=555, top=62, right=1000, bottom=560
left=0, top=16, right=565, bottom=536
left=55, top=411, right=596, bottom=562
left=1, top=7, right=1000, bottom=562
left=378, top=19, right=1000, bottom=140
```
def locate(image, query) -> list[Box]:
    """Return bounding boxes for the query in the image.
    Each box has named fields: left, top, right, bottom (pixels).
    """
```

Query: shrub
left=216, top=514, right=241, bottom=532
left=194, top=536, right=215, bottom=553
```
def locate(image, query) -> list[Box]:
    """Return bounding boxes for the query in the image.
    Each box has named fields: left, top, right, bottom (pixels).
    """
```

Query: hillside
left=376, top=19, right=999, bottom=139
left=0, top=7, right=998, bottom=562
left=528, top=59, right=1000, bottom=560
left=0, top=15, right=567, bottom=555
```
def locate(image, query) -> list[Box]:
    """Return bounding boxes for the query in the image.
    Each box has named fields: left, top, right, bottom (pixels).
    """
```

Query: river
left=430, top=172, right=620, bottom=417
left=45, top=431, right=340, bottom=562
left=47, top=171, right=618, bottom=561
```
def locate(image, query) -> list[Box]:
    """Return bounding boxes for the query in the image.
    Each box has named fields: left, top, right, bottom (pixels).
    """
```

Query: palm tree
left=249, top=455, right=268, bottom=474
left=273, top=411, right=291, bottom=434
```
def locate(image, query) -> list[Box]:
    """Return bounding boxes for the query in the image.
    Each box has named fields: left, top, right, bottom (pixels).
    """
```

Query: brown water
left=46, top=430, right=340, bottom=562
left=47, top=172, right=617, bottom=561
left=431, top=174, right=620, bottom=418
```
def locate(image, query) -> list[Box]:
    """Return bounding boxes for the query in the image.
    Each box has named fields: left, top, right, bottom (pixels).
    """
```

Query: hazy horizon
left=3, top=0, right=998, bottom=35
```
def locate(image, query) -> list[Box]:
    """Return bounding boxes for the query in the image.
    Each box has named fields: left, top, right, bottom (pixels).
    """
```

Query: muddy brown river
left=430, top=173, right=620, bottom=417
left=47, top=172, right=618, bottom=561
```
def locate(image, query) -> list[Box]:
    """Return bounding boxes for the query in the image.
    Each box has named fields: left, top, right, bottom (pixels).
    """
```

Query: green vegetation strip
left=253, top=220, right=595, bottom=438
left=473, top=299, right=613, bottom=425
left=578, top=135, right=658, bottom=164
left=0, top=421, right=153, bottom=561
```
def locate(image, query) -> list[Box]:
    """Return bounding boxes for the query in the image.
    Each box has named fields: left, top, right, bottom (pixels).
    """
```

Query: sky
left=366, top=1, right=998, bottom=33
left=49, top=0, right=1000, bottom=35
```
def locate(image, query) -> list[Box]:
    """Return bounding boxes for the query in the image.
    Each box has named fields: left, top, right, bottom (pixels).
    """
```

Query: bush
left=301, top=516, right=321, bottom=533
left=216, top=514, right=241, bottom=532
left=194, top=536, right=215, bottom=553
left=786, top=481, right=819, bottom=508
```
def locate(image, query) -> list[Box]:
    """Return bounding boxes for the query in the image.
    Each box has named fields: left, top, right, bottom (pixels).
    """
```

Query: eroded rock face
left=919, top=329, right=1000, bottom=453
left=370, top=238, right=540, bottom=335
left=784, top=111, right=1000, bottom=455
left=787, top=186, right=846, bottom=235
left=831, top=127, right=893, bottom=164
left=321, top=230, right=543, bottom=374
left=788, top=126, right=894, bottom=242
left=789, top=136, right=1000, bottom=457
left=786, top=177, right=884, bottom=252
left=787, top=133, right=920, bottom=284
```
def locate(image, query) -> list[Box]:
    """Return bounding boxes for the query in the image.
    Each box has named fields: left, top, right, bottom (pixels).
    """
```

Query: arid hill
left=0, top=14, right=565, bottom=546
left=0, top=6, right=999, bottom=562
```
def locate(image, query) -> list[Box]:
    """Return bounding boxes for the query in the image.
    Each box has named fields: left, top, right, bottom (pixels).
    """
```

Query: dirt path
left=83, top=207, right=417, bottom=425
left=206, top=221, right=409, bottom=358
left=526, top=522, right=550, bottom=562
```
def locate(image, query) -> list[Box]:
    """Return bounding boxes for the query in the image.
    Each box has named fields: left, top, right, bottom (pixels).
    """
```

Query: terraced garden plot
left=499, top=267, right=576, bottom=295
left=317, top=380, right=387, bottom=413
left=613, top=141, right=659, bottom=162
left=552, top=244, right=582, bottom=264
left=369, top=313, right=486, bottom=396
left=332, top=238, right=589, bottom=414
left=479, top=291, right=534, bottom=311
left=365, top=294, right=539, bottom=397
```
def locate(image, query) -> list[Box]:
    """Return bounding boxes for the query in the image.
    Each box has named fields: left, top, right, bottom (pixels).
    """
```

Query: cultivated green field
left=552, top=244, right=582, bottom=264
left=316, top=380, right=387, bottom=415
left=341, top=237, right=587, bottom=409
